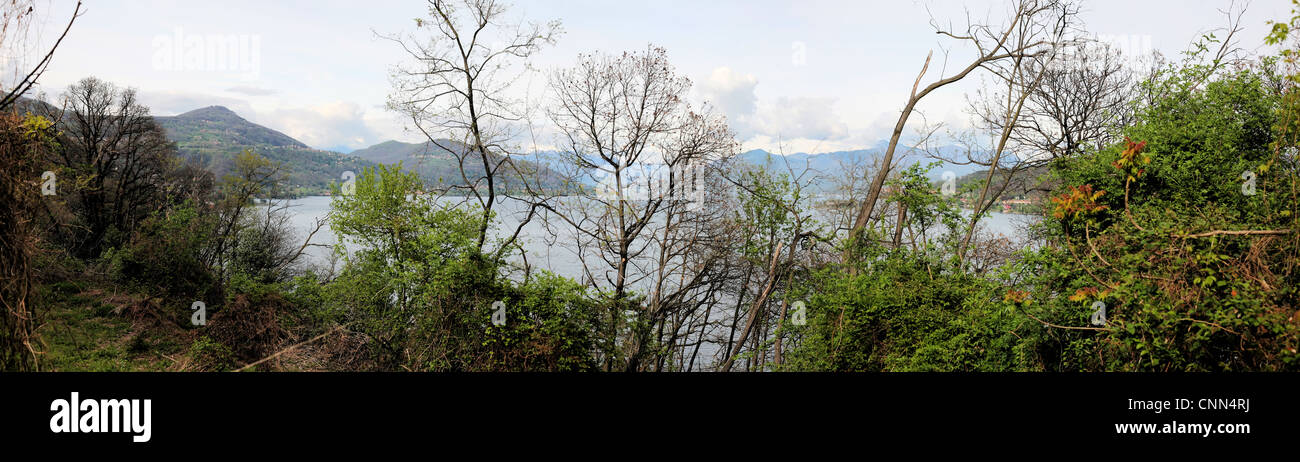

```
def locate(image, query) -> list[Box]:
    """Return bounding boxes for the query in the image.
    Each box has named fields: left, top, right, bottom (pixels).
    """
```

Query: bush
left=188, top=335, right=235, bottom=372
left=324, top=165, right=599, bottom=371
left=107, top=203, right=219, bottom=305
left=208, top=293, right=291, bottom=363
left=784, top=249, right=1020, bottom=372
left=1016, top=61, right=1300, bottom=371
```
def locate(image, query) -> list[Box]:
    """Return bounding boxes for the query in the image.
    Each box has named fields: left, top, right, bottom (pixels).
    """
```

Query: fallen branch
left=1023, top=312, right=1108, bottom=332
left=235, top=323, right=351, bottom=372
left=1179, top=229, right=1291, bottom=239
left=1063, top=239, right=1118, bottom=291
left=1176, top=318, right=1241, bottom=336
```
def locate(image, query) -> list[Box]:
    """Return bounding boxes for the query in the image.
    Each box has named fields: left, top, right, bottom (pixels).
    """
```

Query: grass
left=33, top=279, right=185, bottom=372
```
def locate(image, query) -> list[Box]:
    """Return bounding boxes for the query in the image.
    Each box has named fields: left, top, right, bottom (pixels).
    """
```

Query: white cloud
left=698, top=67, right=758, bottom=132
left=753, top=96, right=849, bottom=142
left=226, top=85, right=277, bottom=96
left=136, top=90, right=254, bottom=117
left=255, top=101, right=388, bottom=151
left=698, top=66, right=854, bottom=153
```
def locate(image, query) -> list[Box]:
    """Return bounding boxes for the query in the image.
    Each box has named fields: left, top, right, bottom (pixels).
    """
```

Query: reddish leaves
left=1051, top=184, right=1110, bottom=221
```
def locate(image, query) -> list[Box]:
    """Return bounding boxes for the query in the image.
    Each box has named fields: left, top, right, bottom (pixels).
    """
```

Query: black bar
left=1, top=373, right=1291, bottom=452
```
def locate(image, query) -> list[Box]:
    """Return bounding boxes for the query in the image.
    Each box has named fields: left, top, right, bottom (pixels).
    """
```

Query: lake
left=275, top=195, right=1038, bottom=278
left=272, top=195, right=1036, bottom=369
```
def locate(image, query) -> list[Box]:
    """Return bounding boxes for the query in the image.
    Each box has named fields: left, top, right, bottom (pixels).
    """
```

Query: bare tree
left=953, top=1, right=1077, bottom=266
left=0, top=0, right=81, bottom=111
left=384, top=0, right=561, bottom=254
left=849, top=0, right=1074, bottom=254
left=545, top=46, right=738, bottom=371
left=1012, top=40, right=1137, bottom=159
left=202, top=150, right=326, bottom=289
left=43, top=77, right=176, bottom=258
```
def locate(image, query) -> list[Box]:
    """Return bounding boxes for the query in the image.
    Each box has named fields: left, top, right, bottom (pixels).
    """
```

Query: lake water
left=273, top=195, right=1035, bottom=370
left=276, top=195, right=1037, bottom=278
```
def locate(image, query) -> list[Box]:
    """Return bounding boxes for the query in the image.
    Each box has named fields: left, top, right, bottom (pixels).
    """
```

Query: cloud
left=136, top=90, right=255, bottom=116
left=698, top=67, right=758, bottom=130
left=226, top=85, right=277, bottom=96
left=256, top=101, right=386, bottom=151
left=697, top=66, right=852, bottom=151
left=753, top=96, right=849, bottom=142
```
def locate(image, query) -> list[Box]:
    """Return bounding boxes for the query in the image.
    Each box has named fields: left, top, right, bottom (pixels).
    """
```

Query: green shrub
left=188, top=335, right=235, bottom=372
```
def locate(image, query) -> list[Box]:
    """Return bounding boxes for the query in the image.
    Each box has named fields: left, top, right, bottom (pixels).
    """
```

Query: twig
left=1063, top=239, right=1118, bottom=291
left=1085, top=223, right=1111, bottom=267
left=1179, top=229, right=1291, bottom=239
left=234, top=323, right=351, bottom=372
left=1023, top=312, right=1108, bottom=332
left=1176, top=318, right=1240, bottom=336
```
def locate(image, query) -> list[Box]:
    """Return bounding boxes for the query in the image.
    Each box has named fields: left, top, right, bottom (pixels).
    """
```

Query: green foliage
left=480, top=273, right=599, bottom=371
left=784, top=249, right=1022, bottom=372
left=785, top=163, right=1019, bottom=371
left=1267, top=0, right=1300, bottom=82
left=1018, top=55, right=1300, bottom=371
left=107, top=202, right=218, bottom=304
left=891, top=162, right=965, bottom=253
left=791, top=49, right=1300, bottom=371
left=734, top=165, right=804, bottom=261
left=188, top=335, right=235, bottom=372
left=324, top=164, right=598, bottom=371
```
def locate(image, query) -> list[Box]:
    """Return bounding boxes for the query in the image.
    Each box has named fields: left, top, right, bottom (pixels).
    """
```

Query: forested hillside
left=155, top=106, right=373, bottom=196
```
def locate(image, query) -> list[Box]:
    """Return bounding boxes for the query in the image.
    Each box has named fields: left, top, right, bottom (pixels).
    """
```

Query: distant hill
left=738, top=142, right=985, bottom=193
left=350, top=139, right=468, bottom=186
left=155, top=106, right=567, bottom=195
left=159, top=106, right=307, bottom=148
left=350, top=139, right=436, bottom=164
left=36, top=99, right=1033, bottom=199
left=954, top=163, right=1055, bottom=200
left=156, top=106, right=373, bottom=196
left=352, top=138, right=568, bottom=192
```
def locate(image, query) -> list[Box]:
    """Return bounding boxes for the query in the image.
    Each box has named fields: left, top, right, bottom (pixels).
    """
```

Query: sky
left=8, top=0, right=1294, bottom=154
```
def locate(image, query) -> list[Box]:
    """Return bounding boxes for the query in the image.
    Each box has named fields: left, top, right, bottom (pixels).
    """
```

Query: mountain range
left=154, top=106, right=993, bottom=197
left=156, top=106, right=373, bottom=196
left=157, top=106, right=566, bottom=195
left=739, top=142, right=983, bottom=183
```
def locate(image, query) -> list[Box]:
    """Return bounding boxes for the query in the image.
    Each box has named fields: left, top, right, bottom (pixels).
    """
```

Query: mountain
left=352, top=139, right=569, bottom=192
left=350, top=139, right=464, bottom=186
left=350, top=139, right=460, bottom=165
left=738, top=143, right=984, bottom=192
left=155, top=105, right=568, bottom=195
left=159, top=106, right=307, bottom=148
left=152, top=105, right=1006, bottom=197
left=156, top=106, right=374, bottom=196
